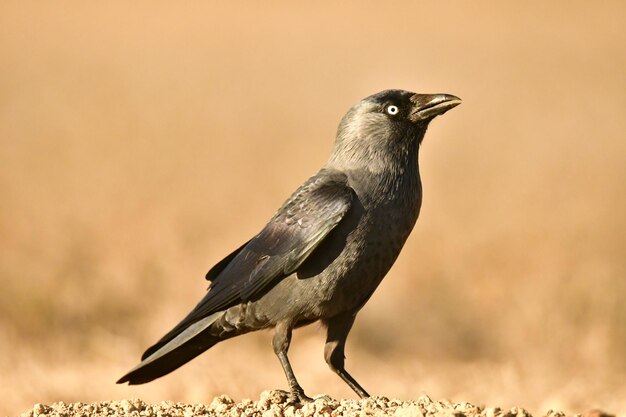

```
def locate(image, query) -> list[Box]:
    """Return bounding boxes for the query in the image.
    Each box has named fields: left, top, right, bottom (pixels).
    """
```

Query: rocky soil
left=19, top=390, right=614, bottom=417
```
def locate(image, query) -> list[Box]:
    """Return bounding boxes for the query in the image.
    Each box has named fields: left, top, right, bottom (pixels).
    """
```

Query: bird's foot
left=287, top=387, right=313, bottom=404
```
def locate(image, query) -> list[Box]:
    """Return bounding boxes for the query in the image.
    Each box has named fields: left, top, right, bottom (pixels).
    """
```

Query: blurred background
left=1, top=1, right=625, bottom=416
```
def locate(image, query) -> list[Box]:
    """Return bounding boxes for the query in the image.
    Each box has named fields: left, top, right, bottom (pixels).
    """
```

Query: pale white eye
left=386, top=105, right=399, bottom=115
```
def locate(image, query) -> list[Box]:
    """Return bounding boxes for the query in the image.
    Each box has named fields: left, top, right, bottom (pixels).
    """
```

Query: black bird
left=117, top=89, right=461, bottom=402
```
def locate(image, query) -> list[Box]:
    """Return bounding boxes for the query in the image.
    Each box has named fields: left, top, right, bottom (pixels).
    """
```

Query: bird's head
left=328, top=89, right=461, bottom=172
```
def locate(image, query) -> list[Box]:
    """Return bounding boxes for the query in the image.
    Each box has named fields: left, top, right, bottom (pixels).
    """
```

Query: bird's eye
left=386, top=105, right=399, bottom=115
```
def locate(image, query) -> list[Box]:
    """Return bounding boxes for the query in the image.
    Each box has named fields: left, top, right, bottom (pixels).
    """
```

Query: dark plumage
left=117, top=89, right=461, bottom=401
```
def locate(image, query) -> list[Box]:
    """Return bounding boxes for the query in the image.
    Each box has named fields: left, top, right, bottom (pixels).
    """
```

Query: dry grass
left=1, top=1, right=625, bottom=416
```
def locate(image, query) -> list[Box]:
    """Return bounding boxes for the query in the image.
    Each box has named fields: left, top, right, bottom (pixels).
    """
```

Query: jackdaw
left=117, top=89, right=461, bottom=402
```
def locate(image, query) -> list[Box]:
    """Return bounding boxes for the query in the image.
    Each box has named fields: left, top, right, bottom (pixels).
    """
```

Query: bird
left=117, top=89, right=461, bottom=402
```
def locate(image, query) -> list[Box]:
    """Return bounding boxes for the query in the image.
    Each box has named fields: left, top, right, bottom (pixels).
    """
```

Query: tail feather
left=117, top=312, right=222, bottom=385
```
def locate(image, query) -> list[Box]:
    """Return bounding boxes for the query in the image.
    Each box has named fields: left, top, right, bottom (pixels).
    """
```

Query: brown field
left=1, top=1, right=625, bottom=416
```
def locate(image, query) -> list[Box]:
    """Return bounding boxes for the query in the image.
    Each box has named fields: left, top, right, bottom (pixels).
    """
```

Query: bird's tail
left=117, top=311, right=223, bottom=385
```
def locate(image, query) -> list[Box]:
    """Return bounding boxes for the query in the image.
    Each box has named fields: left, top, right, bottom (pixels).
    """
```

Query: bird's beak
left=409, top=93, right=462, bottom=122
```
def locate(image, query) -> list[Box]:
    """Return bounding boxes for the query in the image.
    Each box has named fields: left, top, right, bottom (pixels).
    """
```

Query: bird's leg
left=272, top=321, right=312, bottom=403
left=324, top=312, right=370, bottom=399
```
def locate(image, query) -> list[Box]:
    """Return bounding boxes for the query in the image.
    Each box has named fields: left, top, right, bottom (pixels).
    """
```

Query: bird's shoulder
left=271, top=169, right=354, bottom=228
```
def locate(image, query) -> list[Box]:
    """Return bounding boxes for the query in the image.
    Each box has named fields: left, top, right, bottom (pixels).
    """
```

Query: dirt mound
left=19, top=391, right=599, bottom=417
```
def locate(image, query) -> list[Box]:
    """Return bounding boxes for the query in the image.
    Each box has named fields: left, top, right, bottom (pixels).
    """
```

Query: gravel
left=18, top=391, right=614, bottom=417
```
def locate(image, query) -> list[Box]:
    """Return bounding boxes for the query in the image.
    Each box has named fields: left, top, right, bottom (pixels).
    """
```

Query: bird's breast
left=315, top=171, right=423, bottom=316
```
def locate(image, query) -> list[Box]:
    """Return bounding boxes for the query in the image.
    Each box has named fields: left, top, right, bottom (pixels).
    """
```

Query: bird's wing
left=144, top=170, right=354, bottom=357
left=202, top=170, right=354, bottom=313
left=205, top=239, right=252, bottom=282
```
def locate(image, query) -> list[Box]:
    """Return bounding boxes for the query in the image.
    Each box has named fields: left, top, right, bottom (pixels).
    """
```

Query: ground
left=18, top=391, right=616, bottom=417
